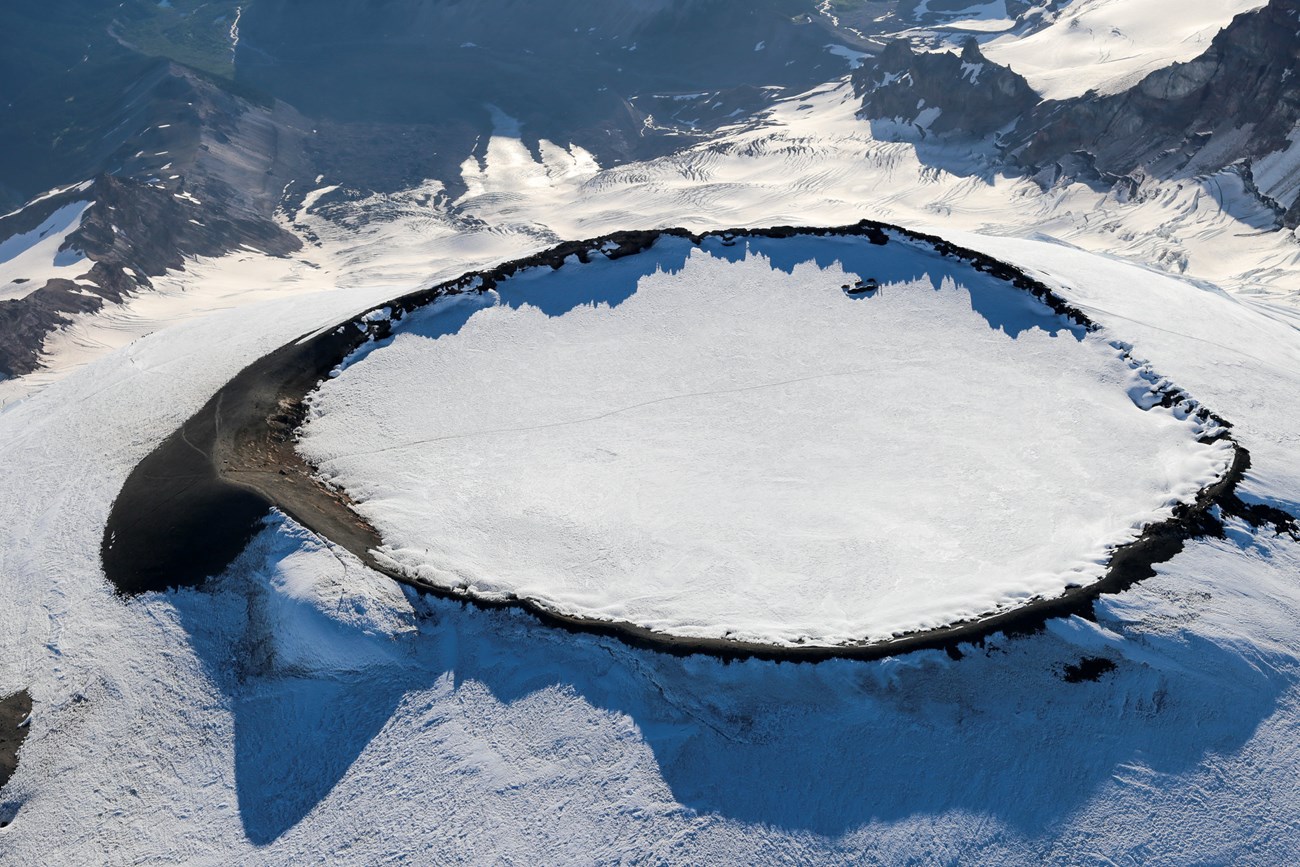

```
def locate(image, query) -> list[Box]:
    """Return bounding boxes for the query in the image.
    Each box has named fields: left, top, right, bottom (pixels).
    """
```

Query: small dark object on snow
left=1, top=689, right=32, bottom=792
left=1061, top=656, right=1117, bottom=683
left=844, top=278, right=880, bottom=296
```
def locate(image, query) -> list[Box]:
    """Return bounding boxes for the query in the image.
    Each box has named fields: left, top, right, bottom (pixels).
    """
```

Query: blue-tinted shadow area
left=494, top=239, right=696, bottom=317
left=172, top=518, right=1290, bottom=847
left=232, top=677, right=407, bottom=845
left=396, top=237, right=698, bottom=346
left=171, top=519, right=419, bottom=846
left=438, top=595, right=1287, bottom=839
left=703, top=234, right=1085, bottom=340
left=388, top=232, right=1083, bottom=355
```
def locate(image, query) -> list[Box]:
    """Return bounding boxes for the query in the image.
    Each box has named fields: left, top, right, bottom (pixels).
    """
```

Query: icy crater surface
left=297, top=234, right=1230, bottom=647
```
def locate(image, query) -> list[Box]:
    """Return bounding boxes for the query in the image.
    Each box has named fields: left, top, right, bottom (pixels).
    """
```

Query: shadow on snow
left=170, top=514, right=1288, bottom=844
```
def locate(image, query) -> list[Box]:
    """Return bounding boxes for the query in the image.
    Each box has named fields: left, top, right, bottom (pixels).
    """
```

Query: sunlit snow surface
left=984, top=0, right=1268, bottom=100
left=1, top=227, right=1298, bottom=864
left=298, top=235, right=1228, bottom=646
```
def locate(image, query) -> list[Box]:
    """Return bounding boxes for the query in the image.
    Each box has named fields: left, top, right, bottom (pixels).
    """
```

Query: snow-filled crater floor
left=297, top=234, right=1231, bottom=647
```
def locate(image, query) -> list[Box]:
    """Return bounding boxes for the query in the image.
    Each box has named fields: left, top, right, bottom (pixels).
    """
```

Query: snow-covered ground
left=299, top=234, right=1229, bottom=647
left=0, top=235, right=1297, bottom=860
left=1, top=63, right=1299, bottom=863
left=0, top=249, right=327, bottom=407
left=983, top=0, right=1269, bottom=99
left=443, top=80, right=1300, bottom=306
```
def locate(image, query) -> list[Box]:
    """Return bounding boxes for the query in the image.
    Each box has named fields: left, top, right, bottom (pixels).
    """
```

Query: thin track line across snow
left=329, top=367, right=885, bottom=460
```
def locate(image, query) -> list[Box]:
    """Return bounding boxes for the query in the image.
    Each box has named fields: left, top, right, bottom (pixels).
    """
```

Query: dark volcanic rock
left=0, top=280, right=105, bottom=378
left=1061, top=657, right=1117, bottom=683
left=853, top=39, right=1040, bottom=138
left=0, top=170, right=300, bottom=378
left=0, top=690, right=31, bottom=794
left=72, top=174, right=300, bottom=276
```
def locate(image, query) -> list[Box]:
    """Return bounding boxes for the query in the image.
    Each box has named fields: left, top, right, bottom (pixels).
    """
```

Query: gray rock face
left=1011, top=0, right=1300, bottom=196
left=852, top=39, right=1040, bottom=138
left=0, top=61, right=304, bottom=380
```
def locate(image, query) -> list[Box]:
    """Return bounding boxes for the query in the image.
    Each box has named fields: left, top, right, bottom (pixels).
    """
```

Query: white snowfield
left=1, top=57, right=1300, bottom=863
left=299, top=235, right=1229, bottom=646
left=984, top=0, right=1269, bottom=100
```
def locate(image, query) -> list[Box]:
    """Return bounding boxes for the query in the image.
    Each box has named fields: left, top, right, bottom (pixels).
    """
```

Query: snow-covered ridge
left=984, top=0, right=1270, bottom=100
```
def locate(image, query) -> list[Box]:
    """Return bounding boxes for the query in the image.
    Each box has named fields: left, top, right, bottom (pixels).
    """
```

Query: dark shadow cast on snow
left=434, top=591, right=1289, bottom=839
left=171, top=523, right=1291, bottom=844
left=230, top=675, right=408, bottom=845
left=170, top=519, right=421, bottom=846
left=704, top=234, right=1085, bottom=340
left=395, top=232, right=1084, bottom=356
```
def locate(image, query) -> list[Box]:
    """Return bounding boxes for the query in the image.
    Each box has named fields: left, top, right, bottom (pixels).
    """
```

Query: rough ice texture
left=298, top=235, right=1229, bottom=647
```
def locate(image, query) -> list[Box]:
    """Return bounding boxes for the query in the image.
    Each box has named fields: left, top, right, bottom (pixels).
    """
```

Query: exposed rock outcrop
left=1011, top=0, right=1300, bottom=206
left=853, top=39, right=1040, bottom=139
left=0, top=62, right=305, bottom=379
left=0, top=690, right=31, bottom=796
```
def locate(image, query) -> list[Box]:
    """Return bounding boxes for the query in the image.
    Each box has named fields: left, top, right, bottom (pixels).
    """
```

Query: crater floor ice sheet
left=298, top=235, right=1229, bottom=646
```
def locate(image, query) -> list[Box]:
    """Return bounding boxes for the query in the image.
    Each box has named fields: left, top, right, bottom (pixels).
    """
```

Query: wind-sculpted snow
left=297, top=234, right=1230, bottom=647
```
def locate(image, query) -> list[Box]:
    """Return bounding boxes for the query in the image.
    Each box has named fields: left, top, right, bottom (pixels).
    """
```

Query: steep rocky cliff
left=0, top=62, right=304, bottom=378
left=1012, top=0, right=1300, bottom=205
left=852, top=39, right=1039, bottom=139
